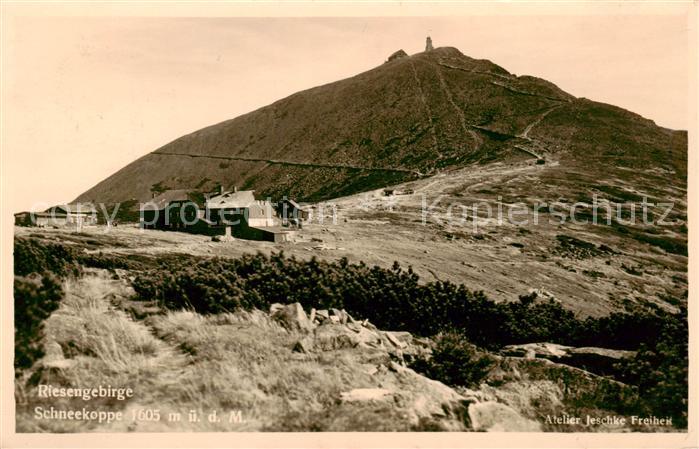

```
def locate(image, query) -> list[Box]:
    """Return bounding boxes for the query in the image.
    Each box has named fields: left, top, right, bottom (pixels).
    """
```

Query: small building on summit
left=425, top=36, right=434, bottom=52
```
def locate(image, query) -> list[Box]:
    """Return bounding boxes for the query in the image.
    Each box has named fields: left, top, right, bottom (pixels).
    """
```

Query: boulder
left=500, top=342, right=635, bottom=376
left=383, top=331, right=407, bottom=349
left=312, top=323, right=385, bottom=351
left=330, top=308, right=348, bottom=324
left=346, top=322, right=362, bottom=333
left=312, top=325, right=360, bottom=351
left=41, top=340, right=76, bottom=370
left=468, top=401, right=541, bottom=432
left=293, top=335, right=315, bottom=353
left=315, top=309, right=330, bottom=323
left=269, top=303, right=285, bottom=315
left=340, top=388, right=392, bottom=402
left=270, top=303, right=314, bottom=333
left=501, top=342, right=567, bottom=359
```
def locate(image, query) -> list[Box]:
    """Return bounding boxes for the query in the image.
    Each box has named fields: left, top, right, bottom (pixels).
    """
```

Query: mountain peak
left=75, top=44, right=685, bottom=205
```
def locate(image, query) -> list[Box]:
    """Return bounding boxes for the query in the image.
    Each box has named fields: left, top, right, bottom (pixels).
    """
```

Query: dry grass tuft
left=17, top=270, right=469, bottom=432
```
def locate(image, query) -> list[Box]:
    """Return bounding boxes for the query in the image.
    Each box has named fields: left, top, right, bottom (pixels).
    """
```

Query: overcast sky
left=2, top=10, right=692, bottom=212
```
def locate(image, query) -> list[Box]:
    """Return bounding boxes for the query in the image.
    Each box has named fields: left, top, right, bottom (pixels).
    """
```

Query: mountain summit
left=75, top=46, right=685, bottom=204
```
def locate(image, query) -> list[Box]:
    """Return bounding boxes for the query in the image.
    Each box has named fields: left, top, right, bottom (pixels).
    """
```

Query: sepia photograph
left=1, top=1, right=696, bottom=447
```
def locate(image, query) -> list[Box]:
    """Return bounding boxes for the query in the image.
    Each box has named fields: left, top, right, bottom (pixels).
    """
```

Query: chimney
left=425, top=36, right=433, bottom=52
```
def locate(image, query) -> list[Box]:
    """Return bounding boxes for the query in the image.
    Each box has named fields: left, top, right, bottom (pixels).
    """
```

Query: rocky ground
left=17, top=270, right=669, bottom=433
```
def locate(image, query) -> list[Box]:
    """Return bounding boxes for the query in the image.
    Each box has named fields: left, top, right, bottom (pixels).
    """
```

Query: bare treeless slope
left=75, top=46, right=685, bottom=204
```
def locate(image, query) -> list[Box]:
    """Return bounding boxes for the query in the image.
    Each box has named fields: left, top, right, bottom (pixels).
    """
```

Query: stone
left=310, top=322, right=387, bottom=352
left=340, top=388, right=392, bottom=402
left=347, top=322, right=362, bottom=333
left=270, top=302, right=314, bottom=333
left=330, top=308, right=348, bottom=324
left=269, top=303, right=285, bottom=315
left=316, top=309, right=330, bottom=322
left=364, top=364, right=379, bottom=376
left=312, top=324, right=360, bottom=351
left=43, top=341, right=65, bottom=361
left=293, top=335, right=314, bottom=353
left=42, top=359, right=76, bottom=370
left=309, top=308, right=316, bottom=323
left=384, top=331, right=407, bottom=349
left=388, top=361, right=407, bottom=373
left=211, top=235, right=234, bottom=242
left=468, top=401, right=541, bottom=432
left=500, top=342, right=636, bottom=376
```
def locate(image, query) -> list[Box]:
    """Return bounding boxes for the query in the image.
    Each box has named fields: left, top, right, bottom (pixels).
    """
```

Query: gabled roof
left=46, top=203, right=98, bottom=215
left=145, top=189, right=191, bottom=210
left=282, top=199, right=303, bottom=209
left=206, top=190, right=256, bottom=209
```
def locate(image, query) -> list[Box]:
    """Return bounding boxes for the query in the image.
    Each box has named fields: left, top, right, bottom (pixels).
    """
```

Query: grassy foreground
left=13, top=236, right=688, bottom=431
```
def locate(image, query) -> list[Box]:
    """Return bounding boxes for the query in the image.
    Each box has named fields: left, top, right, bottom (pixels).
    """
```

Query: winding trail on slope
left=433, top=61, right=483, bottom=150
left=407, top=59, right=441, bottom=155
left=518, top=104, right=565, bottom=139
left=437, top=61, right=513, bottom=81
left=153, top=151, right=423, bottom=177
left=490, top=81, right=572, bottom=103
left=511, top=104, right=566, bottom=160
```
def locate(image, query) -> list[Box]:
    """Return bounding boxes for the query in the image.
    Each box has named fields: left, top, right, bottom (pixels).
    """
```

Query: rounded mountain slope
left=75, top=46, right=684, bottom=204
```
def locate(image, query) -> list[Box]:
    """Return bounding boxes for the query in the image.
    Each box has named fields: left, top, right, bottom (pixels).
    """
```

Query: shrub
left=14, top=237, right=79, bottom=277
left=13, top=237, right=79, bottom=374
left=130, top=252, right=684, bottom=351
left=617, top=306, right=688, bottom=428
left=16, top=238, right=685, bottom=427
left=410, top=332, right=493, bottom=388
left=13, top=274, right=63, bottom=373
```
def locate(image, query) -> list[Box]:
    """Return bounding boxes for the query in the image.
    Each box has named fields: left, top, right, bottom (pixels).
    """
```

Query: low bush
left=12, top=237, right=688, bottom=428
left=14, top=237, right=79, bottom=277
left=616, top=306, right=688, bottom=428
left=13, top=274, right=63, bottom=373
left=409, top=332, right=493, bottom=388
left=13, top=237, right=79, bottom=374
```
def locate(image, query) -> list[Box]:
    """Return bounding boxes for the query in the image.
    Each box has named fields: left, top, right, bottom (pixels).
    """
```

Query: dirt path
left=408, top=59, right=440, bottom=153
left=437, top=61, right=512, bottom=81
left=490, top=81, right=571, bottom=103
left=432, top=62, right=482, bottom=148
left=154, top=151, right=422, bottom=177
left=518, top=104, right=565, bottom=139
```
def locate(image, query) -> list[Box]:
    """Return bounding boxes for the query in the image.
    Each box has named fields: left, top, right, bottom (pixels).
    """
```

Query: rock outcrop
left=270, top=303, right=314, bottom=332
left=468, top=401, right=541, bottom=432
left=264, top=303, right=642, bottom=432
left=286, top=304, right=432, bottom=364
left=500, top=342, right=635, bottom=376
